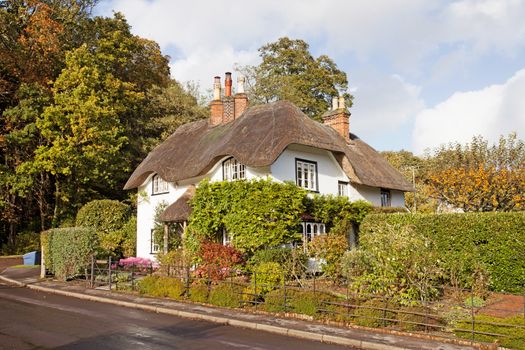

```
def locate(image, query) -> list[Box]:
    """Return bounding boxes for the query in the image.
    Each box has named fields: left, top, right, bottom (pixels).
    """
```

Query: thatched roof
left=159, top=186, right=195, bottom=222
left=124, top=101, right=413, bottom=192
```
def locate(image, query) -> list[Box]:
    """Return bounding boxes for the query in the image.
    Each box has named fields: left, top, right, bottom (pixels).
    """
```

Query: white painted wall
left=271, top=144, right=348, bottom=195
left=350, top=185, right=405, bottom=207
left=136, top=176, right=188, bottom=259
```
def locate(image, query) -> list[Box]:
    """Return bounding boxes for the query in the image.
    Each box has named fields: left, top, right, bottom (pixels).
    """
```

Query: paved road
left=0, top=281, right=353, bottom=350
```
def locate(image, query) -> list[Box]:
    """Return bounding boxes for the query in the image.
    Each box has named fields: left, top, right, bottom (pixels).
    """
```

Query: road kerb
left=322, top=334, right=363, bottom=348
left=0, top=275, right=26, bottom=287
left=256, top=323, right=289, bottom=336
left=287, top=328, right=324, bottom=342
left=228, top=319, right=258, bottom=330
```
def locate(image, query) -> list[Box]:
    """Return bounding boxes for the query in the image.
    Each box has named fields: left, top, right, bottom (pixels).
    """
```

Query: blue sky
left=95, top=0, right=525, bottom=154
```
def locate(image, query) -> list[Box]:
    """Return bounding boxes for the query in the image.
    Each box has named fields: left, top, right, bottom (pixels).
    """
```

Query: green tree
left=32, top=44, right=137, bottom=224
left=237, top=37, right=352, bottom=121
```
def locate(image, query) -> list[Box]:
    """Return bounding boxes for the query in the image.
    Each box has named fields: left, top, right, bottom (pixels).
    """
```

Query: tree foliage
left=0, top=5, right=205, bottom=251
left=381, top=134, right=525, bottom=213
left=237, top=37, right=352, bottom=121
left=426, top=134, right=525, bottom=212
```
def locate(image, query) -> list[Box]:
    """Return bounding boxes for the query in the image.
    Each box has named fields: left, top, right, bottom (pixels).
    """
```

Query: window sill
left=151, top=191, right=169, bottom=196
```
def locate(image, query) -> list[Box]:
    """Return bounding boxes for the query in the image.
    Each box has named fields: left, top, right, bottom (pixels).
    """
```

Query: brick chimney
left=223, top=72, right=235, bottom=123
left=234, top=75, right=248, bottom=118
left=209, top=72, right=249, bottom=126
left=322, top=96, right=350, bottom=143
left=210, top=76, right=223, bottom=126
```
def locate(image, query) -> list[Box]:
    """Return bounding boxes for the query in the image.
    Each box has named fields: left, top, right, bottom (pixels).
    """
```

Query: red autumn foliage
left=195, top=242, right=244, bottom=281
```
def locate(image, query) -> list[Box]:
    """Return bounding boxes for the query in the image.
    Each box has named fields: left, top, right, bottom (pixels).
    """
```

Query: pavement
left=0, top=267, right=495, bottom=350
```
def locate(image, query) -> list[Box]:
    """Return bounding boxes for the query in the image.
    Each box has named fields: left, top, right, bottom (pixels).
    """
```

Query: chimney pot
left=237, top=75, right=245, bottom=94
left=338, top=95, right=345, bottom=109
left=213, top=76, right=221, bottom=100
left=332, top=97, right=339, bottom=111
left=225, top=72, right=232, bottom=97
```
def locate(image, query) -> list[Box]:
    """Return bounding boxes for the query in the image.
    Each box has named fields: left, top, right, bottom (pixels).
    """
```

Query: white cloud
left=99, top=0, right=525, bottom=84
left=351, top=72, right=425, bottom=135
left=412, top=68, right=525, bottom=154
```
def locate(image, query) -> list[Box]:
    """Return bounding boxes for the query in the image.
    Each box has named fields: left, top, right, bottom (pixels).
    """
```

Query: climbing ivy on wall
left=188, top=179, right=306, bottom=254
left=186, top=179, right=373, bottom=256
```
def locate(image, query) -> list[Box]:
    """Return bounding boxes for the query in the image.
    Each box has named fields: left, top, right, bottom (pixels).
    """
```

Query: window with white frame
left=338, top=181, right=349, bottom=197
left=152, top=174, right=169, bottom=195
left=299, top=222, right=325, bottom=251
left=381, top=188, right=391, bottom=207
left=296, top=159, right=318, bottom=191
left=150, top=229, right=160, bottom=254
left=222, top=229, right=232, bottom=246
left=222, top=157, right=246, bottom=181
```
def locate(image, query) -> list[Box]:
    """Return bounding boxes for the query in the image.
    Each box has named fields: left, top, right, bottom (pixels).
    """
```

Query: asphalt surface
left=0, top=281, right=354, bottom=350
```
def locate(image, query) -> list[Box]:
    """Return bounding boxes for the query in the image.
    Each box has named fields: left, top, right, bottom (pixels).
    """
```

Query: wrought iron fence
left=85, top=260, right=525, bottom=346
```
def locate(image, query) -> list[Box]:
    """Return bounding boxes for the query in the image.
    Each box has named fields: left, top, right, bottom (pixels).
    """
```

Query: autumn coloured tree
left=425, top=134, right=525, bottom=212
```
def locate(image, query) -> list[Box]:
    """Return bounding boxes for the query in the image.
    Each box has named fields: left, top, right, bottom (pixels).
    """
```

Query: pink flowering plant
left=118, top=257, right=159, bottom=271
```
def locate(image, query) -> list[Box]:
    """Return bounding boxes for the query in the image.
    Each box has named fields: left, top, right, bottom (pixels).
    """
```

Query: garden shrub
left=353, top=299, right=397, bottom=328
left=156, top=248, right=189, bottom=276
left=262, top=288, right=288, bottom=313
left=396, top=305, right=443, bottom=332
left=137, top=275, right=185, bottom=300
left=251, top=262, right=284, bottom=294
left=137, top=275, right=158, bottom=295
left=288, top=290, right=321, bottom=317
left=341, top=222, right=443, bottom=305
left=308, top=233, right=348, bottom=280
left=249, top=247, right=308, bottom=280
left=189, top=283, right=209, bottom=303
left=249, top=247, right=292, bottom=267
left=455, top=315, right=525, bottom=350
left=76, top=199, right=131, bottom=256
left=195, top=242, right=244, bottom=281
left=208, top=282, right=244, bottom=308
left=44, top=227, right=97, bottom=280
left=360, top=212, right=525, bottom=292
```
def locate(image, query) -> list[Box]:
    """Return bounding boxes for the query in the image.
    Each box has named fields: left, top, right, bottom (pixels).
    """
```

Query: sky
left=95, top=0, right=525, bottom=154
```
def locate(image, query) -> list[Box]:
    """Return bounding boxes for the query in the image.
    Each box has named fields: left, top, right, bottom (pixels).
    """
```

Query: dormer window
left=152, top=174, right=169, bottom=195
left=296, top=159, right=318, bottom=191
left=223, top=157, right=246, bottom=181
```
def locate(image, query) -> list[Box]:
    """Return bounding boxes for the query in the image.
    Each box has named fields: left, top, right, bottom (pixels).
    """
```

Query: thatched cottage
left=125, top=73, right=412, bottom=259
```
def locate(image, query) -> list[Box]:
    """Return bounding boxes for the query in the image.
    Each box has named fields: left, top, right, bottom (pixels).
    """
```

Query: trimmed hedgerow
left=43, top=227, right=97, bottom=280
left=76, top=199, right=131, bottom=256
left=360, top=212, right=525, bottom=293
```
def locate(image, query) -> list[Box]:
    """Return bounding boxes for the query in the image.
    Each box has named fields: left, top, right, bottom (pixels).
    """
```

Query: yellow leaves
left=428, top=164, right=525, bottom=211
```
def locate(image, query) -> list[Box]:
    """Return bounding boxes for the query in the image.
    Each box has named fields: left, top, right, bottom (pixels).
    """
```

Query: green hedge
left=360, top=212, right=525, bottom=292
left=42, top=227, right=97, bottom=280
